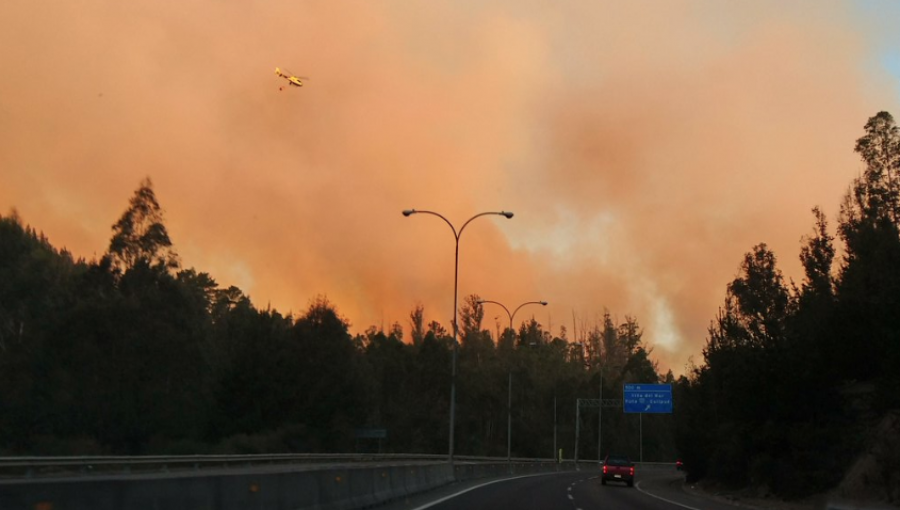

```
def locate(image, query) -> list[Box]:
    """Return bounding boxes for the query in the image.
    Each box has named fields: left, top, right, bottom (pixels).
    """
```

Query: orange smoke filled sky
left=2, top=0, right=900, bottom=374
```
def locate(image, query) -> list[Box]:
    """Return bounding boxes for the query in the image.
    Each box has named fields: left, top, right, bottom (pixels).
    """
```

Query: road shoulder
left=638, top=471, right=821, bottom=510
left=637, top=471, right=757, bottom=510
left=682, top=479, right=824, bottom=510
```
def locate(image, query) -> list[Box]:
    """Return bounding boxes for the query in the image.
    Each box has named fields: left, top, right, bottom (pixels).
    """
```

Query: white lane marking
left=568, top=487, right=573, bottom=491
left=407, top=472, right=563, bottom=510
left=635, top=479, right=702, bottom=510
left=568, top=494, right=574, bottom=500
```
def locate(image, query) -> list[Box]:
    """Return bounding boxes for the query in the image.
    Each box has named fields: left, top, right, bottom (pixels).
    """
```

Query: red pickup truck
left=601, top=454, right=635, bottom=487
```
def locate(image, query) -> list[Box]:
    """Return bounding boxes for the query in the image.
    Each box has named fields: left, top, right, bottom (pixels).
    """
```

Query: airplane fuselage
left=275, top=68, right=305, bottom=88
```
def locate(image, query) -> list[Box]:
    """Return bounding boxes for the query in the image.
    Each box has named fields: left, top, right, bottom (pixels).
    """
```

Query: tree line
left=0, top=179, right=672, bottom=460
left=674, top=111, right=900, bottom=499
left=5, top=111, right=896, bottom=500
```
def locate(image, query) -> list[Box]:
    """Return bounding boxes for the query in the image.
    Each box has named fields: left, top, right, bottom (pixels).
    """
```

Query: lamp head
left=500, top=211, right=514, bottom=219
left=539, top=301, right=548, bottom=306
left=402, top=209, right=416, bottom=217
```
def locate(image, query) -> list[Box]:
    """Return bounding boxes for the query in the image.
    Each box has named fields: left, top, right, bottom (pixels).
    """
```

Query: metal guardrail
left=0, top=453, right=675, bottom=480
left=0, top=453, right=565, bottom=479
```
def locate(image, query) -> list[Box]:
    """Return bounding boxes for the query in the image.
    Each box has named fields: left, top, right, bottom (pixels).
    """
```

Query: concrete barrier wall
left=0, top=461, right=568, bottom=510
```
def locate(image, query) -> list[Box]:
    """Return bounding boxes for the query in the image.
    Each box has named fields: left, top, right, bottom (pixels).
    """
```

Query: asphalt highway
left=382, top=468, right=747, bottom=510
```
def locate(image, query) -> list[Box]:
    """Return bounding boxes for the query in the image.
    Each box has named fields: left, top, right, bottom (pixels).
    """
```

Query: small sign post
left=623, top=384, right=672, bottom=463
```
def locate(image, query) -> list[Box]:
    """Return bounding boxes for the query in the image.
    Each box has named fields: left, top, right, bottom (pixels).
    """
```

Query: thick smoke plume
left=2, top=0, right=898, bottom=372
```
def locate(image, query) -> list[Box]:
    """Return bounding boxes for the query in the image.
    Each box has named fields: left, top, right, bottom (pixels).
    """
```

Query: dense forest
left=0, top=180, right=672, bottom=462
left=675, top=111, right=900, bottom=500
left=2, top=111, right=899, bottom=501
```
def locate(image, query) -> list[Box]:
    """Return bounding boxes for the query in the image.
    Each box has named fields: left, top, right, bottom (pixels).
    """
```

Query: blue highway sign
left=623, top=383, right=672, bottom=413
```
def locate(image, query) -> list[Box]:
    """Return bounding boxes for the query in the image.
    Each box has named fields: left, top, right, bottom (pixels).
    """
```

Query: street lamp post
left=476, top=299, right=547, bottom=467
left=402, top=209, right=513, bottom=465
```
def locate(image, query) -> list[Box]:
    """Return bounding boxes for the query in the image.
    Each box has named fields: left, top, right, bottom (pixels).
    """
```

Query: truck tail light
left=603, top=465, right=607, bottom=474
left=630, top=467, right=635, bottom=476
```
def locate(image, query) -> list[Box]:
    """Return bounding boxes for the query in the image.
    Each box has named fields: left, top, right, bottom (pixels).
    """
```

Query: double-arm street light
left=476, top=299, right=547, bottom=466
left=402, top=209, right=513, bottom=465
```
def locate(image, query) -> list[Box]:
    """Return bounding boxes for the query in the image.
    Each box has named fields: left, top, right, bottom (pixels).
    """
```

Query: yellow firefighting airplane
left=275, top=68, right=308, bottom=90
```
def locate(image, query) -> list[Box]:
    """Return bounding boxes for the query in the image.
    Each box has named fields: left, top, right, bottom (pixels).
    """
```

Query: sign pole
left=640, top=413, right=643, bottom=464
left=574, top=399, right=580, bottom=468
left=553, top=395, right=557, bottom=465
left=507, top=372, right=512, bottom=472
left=598, top=376, right=602, bottom=463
